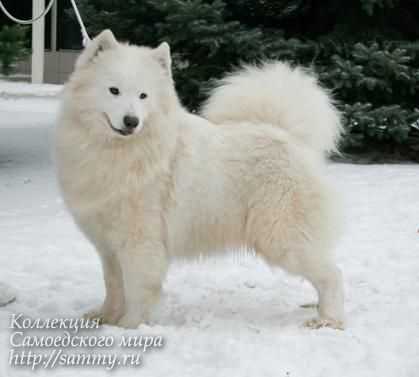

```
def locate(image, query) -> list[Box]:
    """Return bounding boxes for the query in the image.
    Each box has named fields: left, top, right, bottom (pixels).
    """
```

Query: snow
left=0, top=82, right=61, bottom=129
left=0, top=283, right=16, bottom=307
left=1, top=92, right=419, bottom=377
left=0, top=81, right=62, bottom=98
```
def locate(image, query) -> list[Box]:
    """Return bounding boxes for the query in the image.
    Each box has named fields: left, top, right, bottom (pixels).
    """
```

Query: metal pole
left=51, top=0, right=57, bottom=51
left=31, top=0, right=45, bottom=83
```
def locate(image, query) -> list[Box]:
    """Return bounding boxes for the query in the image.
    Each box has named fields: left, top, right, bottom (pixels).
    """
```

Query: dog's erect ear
left=153, top=42, right=171, bottom=75
left=75, top=30, right=118, bottom=69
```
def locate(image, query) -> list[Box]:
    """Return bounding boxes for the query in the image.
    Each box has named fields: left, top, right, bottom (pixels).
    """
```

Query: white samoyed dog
left=55, top=30, right=344, bottom=329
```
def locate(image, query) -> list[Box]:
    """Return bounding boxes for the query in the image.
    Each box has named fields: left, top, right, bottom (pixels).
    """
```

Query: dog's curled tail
left=201, top=62, right=342, bottom=155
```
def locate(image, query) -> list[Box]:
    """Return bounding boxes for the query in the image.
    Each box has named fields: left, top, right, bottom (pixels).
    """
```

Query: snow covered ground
left=0, top=81, right=62, bottom=98
left=0, top=88, right=418, bottom=377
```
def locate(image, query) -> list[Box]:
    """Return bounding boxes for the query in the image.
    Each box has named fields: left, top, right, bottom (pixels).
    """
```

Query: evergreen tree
left=0, top=25, right=29, bottom=76
left=73, top=0, right=419, bottom=161
left=73, top=0, right=264, bottom=108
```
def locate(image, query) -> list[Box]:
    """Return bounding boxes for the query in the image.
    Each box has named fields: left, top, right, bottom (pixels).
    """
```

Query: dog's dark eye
left=139, top=93, right=148, bottom=100
left=109, top=87, right=120, bottom=96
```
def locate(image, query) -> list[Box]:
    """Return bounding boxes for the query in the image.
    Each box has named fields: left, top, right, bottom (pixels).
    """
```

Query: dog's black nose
left=123, top=115, right=139, bottom=129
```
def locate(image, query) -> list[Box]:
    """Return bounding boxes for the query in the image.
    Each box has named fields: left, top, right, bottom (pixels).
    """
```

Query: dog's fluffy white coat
left=55, top=30, right=344, bottom=329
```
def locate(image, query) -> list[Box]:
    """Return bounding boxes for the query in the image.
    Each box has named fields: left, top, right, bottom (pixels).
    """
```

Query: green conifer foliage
left=75, top=0, right=419, bottom=161
left=0, top=25, right=29, bottom=77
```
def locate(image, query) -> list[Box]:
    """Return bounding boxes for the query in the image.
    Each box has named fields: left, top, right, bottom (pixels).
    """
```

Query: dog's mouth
left=103, top=113, right=135, bottom=137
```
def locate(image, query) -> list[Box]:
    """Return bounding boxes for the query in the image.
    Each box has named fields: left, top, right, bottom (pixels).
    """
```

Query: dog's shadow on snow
left=151, top=258, right=317, bottom=330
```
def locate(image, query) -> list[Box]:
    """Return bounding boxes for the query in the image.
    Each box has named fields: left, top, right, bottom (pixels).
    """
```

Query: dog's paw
left=83, top=306, right=122, bottom=326
left=300, top=302, right=319, bottom=309
left=116, top=312, right=145, bottom=329
left=83, top=307, right=105, bottom=323
left=304, top=318, right=344, bottom=330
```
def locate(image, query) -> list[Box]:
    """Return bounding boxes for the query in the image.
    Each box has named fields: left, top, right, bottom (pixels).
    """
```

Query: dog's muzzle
left=103, top=113, right=138, bottom=136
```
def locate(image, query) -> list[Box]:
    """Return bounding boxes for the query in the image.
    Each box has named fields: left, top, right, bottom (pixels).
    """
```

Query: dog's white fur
left=55, top=30, right=344, bottom=329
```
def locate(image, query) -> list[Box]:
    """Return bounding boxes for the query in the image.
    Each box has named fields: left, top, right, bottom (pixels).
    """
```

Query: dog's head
left=65, top=30, right=175, bottom=138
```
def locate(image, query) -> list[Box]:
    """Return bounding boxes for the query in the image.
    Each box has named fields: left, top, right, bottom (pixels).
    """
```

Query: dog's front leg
left=84, top=250, right=125, bottom=325
left=116, top=240, right=168, bottom=329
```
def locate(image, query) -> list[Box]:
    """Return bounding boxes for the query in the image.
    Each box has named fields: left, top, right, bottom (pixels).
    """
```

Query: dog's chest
left=59, top=151, right=160, bottom=239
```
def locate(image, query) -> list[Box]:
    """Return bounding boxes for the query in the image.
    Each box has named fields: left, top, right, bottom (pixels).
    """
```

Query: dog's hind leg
left=299, top=260, right=344, bottom=330
left=251, top=183, right=344, bottom=329
left=116, top=241, right=168, bottom=329
left=260, top=240, right=344, bottom=329
left=281, top=248, right=344, bottom=329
